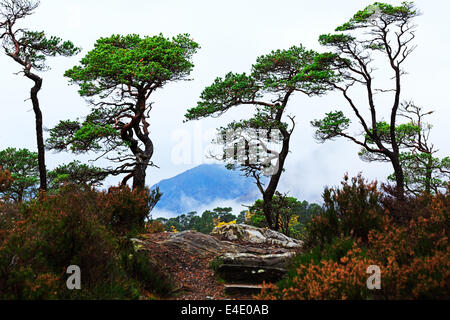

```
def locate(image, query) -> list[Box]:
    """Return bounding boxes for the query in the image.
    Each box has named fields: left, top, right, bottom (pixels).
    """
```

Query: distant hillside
left=150, top=164, right=259, bottom=215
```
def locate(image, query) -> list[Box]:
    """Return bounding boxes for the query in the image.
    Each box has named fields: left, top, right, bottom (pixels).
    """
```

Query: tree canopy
left=185, top=44, right=334, bottom=230
left=0, top=0, right=80, bottom=192
left=0, top=166, right=13, bottom=193
left=312, top=1, right=420, bottom=198
left=157, top=207, right=236, bottom=235
left=47, top=161, right=108, bottom=190
left=358, top=102, right=450, bottom=195
left=185, top=45, right=334, bottom=120
left=0, top=147, right=39, bottom=202
left=48, top=33, right=199, bottom=189
left=247, top=194, right=321, bottom=238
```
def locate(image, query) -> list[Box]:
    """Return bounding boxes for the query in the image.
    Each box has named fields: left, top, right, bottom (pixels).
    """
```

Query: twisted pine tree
left=48, top=34, right=199, bottom=189
left=185, top=45, right=334, bottom=230
left=0, top=0, right=80, bottom=192
left=312, top=2, right=420, bottom=199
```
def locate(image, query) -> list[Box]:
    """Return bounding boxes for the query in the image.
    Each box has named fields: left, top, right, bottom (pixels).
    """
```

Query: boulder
left=213, top=251, right=296, bottom=283
left=160, top=230, right=242, bottom=256
left=211, top=224, right=303, bottom=249
left=152, top=225, right=303, bottom=287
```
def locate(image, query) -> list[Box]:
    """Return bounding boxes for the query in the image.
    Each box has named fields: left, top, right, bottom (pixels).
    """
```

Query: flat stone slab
left=160, top=230, right=230, bottom=256
left=214, top=251, right=296, bottom=283
left=211, top=224, right=303, bottom=249
left=145, top=225, right=303, bottom=286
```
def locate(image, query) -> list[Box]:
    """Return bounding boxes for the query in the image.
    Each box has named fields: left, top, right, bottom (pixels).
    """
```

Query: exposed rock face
left=211, top=223, right=303, bottom=249
left=138, top=224, right=303, bottom=291
left=157, top=224, right=303, bottom=286
left=160, top=230, right=236, bottom=256
left=210, top=224, right=303, bottom=284
left=214, top=251, right=297, bottom=284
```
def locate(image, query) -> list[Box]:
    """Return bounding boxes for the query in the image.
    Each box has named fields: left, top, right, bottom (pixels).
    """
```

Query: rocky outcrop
left=141, top=224, right=303, bottom=293
left=213, top=251, right=297, bottom=284
left=160, top=230, right=229, bottom=256
left=211, top=223, right=303, bottom=249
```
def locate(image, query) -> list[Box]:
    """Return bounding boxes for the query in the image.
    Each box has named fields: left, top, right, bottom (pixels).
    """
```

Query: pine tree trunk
left=262, top=133, right=290, bottom=231
left=391, top=154, right=405, bottom=199
left=132, top=162, right=147, bottom=190
left=425, top=154, right=433, bottom=194
left=262, top=194, right=274, bottom=230
left=26, top=72, right=47, bottom=192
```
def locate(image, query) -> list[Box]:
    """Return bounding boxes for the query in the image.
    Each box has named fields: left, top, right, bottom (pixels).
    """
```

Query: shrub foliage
left=0, top=185, right=170, bottom=299
left=258, top=175, right=449, bottom=300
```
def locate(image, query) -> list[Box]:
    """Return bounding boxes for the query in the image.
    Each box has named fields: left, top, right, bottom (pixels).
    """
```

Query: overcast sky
left=0, top=0, right=449, bottom=211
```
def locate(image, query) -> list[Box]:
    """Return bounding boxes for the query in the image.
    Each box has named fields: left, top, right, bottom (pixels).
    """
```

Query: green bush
left=258, top=177, right=450, bottom=300
left=0, top=185, right=170, bottom=299
left=304, top=174, right=384, bottom=248
left=120, top=243, right=173, bottom=297
left=161, top=207, right=237, bottom=234
left=246, top=195, right=321, bottom=239
left=99, top=185, right=160, bottom=236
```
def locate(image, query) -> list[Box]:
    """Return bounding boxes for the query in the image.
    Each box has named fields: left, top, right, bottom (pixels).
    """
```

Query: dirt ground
left=140, top=232, right=255, bottom=300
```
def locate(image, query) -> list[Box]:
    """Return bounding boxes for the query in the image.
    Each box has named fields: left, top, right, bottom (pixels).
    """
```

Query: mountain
left=150, top=164, right=259, bottom=215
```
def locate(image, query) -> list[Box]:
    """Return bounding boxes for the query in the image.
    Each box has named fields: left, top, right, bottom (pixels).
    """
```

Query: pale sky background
left=0, top=0, right=449, bottom=215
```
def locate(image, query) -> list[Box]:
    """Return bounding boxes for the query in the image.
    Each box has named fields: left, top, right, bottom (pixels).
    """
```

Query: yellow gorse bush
left=214, top=219, right=237, bottom=228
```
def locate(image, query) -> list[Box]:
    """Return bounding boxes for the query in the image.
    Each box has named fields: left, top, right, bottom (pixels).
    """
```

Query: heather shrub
left=304, top=174, right=385, bottom=248
left=366, top=191, right=449, bottom=299
left=120, top=242, right=173, bottom=297
left=0, top=185, right=170, bottom=299
left=0, top=187, right=121, bottom=299
left=258, top=177, right=449, bottom=300
left=99, top=185, right=154, bottom=236
left=260, top=242, right=375, bottom=300
left=0, top=166, right=13, bottom=192
left=145, top=220, right=166, bottom=234
left=2, top=267, right=61, bottom=300
left=0, top=201, right=21, bottom=243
